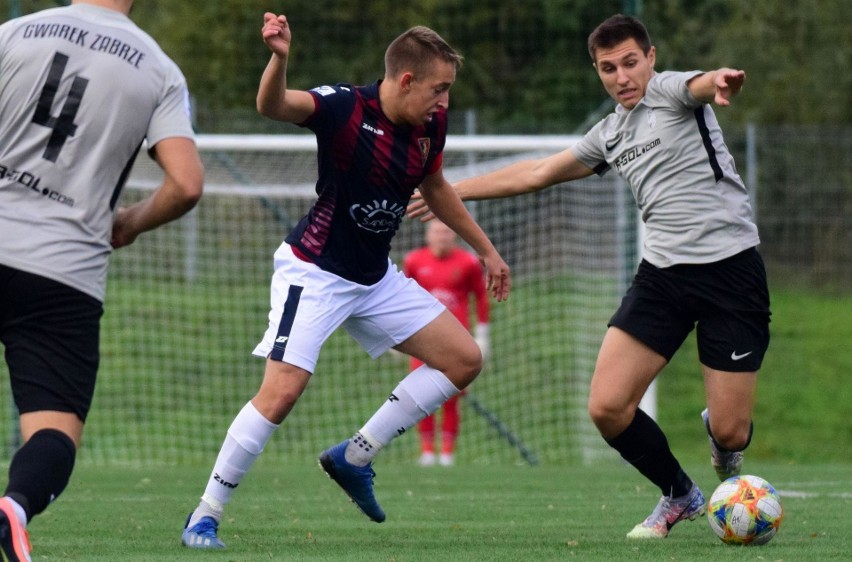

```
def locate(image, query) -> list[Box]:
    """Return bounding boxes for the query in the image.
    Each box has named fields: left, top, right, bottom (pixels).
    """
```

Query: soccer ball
left=707, top=475, right=783, bottom=545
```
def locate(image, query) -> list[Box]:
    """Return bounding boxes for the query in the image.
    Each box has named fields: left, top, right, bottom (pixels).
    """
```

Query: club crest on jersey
left=647, top=108, right=657, bottom=129
left=418, top=138, right=430, bottom=168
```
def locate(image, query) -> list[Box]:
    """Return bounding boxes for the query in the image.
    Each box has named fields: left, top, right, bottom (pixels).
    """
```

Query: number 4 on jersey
left=32, top=52, right=89, bottom=163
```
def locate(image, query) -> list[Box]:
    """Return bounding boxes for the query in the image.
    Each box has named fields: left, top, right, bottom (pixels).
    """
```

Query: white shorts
left=253, top=243, right=445, bottom=373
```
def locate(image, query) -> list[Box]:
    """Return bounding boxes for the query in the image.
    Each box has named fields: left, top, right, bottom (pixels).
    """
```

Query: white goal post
left=24, top=134, right=646, bottom=466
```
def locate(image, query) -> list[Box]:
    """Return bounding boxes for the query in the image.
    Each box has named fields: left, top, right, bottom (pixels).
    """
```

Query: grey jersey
left=0, top=4, right=194, bottom=301
left=571, top=71, right=760, bottom=267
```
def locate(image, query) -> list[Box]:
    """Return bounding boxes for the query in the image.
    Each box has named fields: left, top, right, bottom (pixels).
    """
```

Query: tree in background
left=3, top=0, right=849, bottom=131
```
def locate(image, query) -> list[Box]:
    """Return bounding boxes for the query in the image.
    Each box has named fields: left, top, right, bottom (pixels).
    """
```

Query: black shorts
left=0, top=264, right=103, bottom=421
left=608, top=247, right=771, bottom=372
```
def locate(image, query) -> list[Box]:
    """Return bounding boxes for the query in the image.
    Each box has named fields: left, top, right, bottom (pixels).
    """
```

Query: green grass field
left=657, top=284, right=851, bottom=464
left=64, top=275, right=852, bottom=467
left=30, top=461, right=851, bottom=561
left=4, top=279, right=850, bottom=560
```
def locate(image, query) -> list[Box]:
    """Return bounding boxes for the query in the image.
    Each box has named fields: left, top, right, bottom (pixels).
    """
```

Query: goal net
left=3, top=135, right=637, bottom=466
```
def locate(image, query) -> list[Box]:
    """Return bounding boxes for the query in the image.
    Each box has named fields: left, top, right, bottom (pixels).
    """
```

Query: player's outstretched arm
left=407, top=147, right=593, bottom=221
left=419, top=172, right=511, bottom=302
left=256, top=12, right=315, bottom=123
left=111, top=137, right=203, bottom=249
left=688, top=68, right=746, bottom=106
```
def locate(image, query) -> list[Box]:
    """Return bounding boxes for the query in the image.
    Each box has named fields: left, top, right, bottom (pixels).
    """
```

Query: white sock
left=190, top=497, right=223, bottom=527
left=346, top=366, right=459, bottom=466
left=345, top=429, right=383, bottom=466
left=191, top=401, right=278, bottom=525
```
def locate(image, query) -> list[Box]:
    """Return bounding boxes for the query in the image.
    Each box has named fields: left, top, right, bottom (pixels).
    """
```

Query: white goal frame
left=54, top=134, right=650, bottom=467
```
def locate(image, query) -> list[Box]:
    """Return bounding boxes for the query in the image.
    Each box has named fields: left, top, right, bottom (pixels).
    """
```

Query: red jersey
left=403, top=246, right=489, bottom=329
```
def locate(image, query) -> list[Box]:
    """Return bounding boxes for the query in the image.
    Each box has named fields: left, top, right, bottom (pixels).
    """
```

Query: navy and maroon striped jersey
left=285, top=81, right=447, bottom=285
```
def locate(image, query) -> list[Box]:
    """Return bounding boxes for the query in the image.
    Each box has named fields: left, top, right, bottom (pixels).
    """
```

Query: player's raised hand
left=714, top=68, right=745, bottom=106
left=262, top=12, right=292, bottom=57
left=481, top=251, right=511, bottom=302
left=407, top=189, right=437, bottom=222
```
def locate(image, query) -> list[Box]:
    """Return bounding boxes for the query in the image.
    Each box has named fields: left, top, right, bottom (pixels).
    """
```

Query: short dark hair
left=384, top=26, right=463, bottom=79
left=587, top=14, right=652, bottom=63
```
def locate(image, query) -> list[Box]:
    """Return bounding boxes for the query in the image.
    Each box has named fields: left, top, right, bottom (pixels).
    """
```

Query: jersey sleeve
left=146, top=64, right=195, bottom=146
left=425, top=152, right=443, bottom=175
left=299, top=83, right=356, bottom=139
left=645, top=70, right=704, bottom=110
left=145, top=49, right=195, bottom=146
left=570, top=120, right=610, bottom=176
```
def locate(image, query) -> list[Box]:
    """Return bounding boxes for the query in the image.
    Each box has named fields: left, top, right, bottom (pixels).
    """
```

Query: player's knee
left=712, top=423, right=752, bottom=452
left=451, top=345, right=482, bottom=387
left=587, top=400, right=615, bottom=429
left=466, top=343, right=484, bottom=374
left=253, top=389, right=302, bottom=424
left=588, top=398, right=634, bottom=436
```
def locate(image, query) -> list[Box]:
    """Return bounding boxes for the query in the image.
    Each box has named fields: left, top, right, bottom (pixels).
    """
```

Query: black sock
left=4, top=428, right=76, bottom=520
left=605, top=408, right=692, bottom=497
